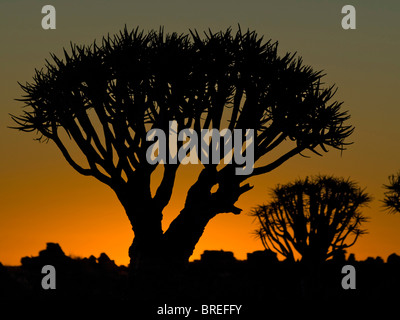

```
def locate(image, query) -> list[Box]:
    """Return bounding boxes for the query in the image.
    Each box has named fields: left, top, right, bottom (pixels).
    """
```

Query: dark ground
left=1, top=243, right=399, bottom=315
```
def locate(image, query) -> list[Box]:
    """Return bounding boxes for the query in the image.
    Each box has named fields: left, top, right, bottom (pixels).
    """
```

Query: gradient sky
left=1, top=0, right=399, bottom=266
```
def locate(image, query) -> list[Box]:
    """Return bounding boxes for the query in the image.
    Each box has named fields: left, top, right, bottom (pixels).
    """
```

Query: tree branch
left=251, top=146, right=304, bottom=177
left=153, top=164, right=179, bottom=210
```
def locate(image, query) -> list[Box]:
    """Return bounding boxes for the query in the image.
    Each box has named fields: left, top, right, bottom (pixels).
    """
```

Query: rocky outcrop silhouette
left=1, top=242, right=128, bottom=300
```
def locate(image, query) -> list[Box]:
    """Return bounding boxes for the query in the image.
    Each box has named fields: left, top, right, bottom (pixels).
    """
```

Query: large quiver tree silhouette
left=252, top=176, right=370, bottom=265
left=11, top=27, right=353, bottom=276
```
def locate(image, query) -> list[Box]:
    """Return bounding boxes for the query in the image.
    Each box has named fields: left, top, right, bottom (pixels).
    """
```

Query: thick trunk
left=127, top=205, right=214, bottom=272
left=127, top=206, right=215, bottom=301
left=126, top=199, right=163, bottom=267
left=121, top=167, right=248, bottom=299
left=125, top=203, right=166, bottom=299
left=114, top=175, right=163, bottom=269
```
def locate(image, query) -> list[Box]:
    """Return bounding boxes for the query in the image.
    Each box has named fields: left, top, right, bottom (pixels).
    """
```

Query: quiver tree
left=11, top=27, right=354, bottom=276
left=383, top=172, right=400, bottom=213
left=252, top=176, right=370, bottom=265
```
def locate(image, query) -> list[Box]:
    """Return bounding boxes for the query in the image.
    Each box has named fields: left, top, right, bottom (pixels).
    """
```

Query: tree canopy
left=11, top=27, right=353, bottom=188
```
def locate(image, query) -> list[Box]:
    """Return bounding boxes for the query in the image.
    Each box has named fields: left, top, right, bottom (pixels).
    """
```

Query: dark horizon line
left=2, top=247, right=399, bottom=268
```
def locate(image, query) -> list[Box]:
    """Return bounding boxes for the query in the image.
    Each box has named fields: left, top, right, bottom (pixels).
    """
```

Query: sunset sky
left=1, top=0, right=399, bottom=266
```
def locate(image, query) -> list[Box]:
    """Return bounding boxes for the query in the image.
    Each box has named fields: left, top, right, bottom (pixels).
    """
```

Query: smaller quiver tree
left=252, top=175, right=370, bottom=265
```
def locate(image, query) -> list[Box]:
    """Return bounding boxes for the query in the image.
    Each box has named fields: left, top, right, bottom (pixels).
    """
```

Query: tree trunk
left=127, top=205, right=216, bottom=298
left=122, top=167, right=244, bottom=299
left=126, top=206, right=165, bottom=300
